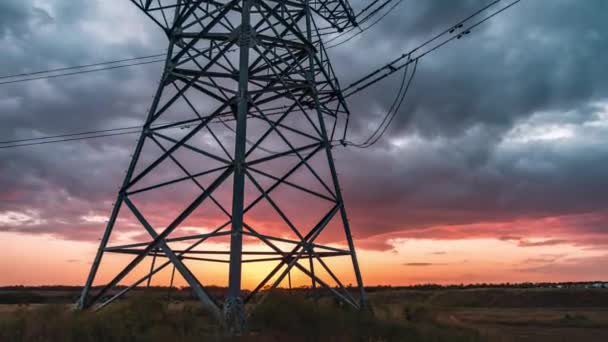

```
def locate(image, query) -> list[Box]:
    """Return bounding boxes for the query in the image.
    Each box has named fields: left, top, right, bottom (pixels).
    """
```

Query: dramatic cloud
left=1, top=0, right=607, bottom=265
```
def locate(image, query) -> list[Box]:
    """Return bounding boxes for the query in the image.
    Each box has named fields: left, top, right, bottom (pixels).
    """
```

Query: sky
left=1, top=0, right=608, bottom=289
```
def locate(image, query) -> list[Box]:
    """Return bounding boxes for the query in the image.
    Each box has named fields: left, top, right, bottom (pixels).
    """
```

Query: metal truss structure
left=79, top=0, right=366, bottom=331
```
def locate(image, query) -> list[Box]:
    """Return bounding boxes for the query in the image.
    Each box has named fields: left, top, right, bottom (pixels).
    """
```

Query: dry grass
left=3, top=288, right=608, bottom=341
left=0, top=292, right=479, bottom=342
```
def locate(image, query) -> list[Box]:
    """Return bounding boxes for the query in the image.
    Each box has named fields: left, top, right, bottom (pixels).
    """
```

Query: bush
left=0, top=294, right=480, bottom=342
left=403, top=303, right=434, bottom=322
left=0, top=297, right=221, bottom=342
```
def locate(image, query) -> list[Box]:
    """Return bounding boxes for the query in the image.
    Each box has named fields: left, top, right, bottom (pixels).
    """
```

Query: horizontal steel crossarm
left=248, top=83, right=310, bottom=95
left=170, top=255, right=229, bottom=263
left=172, top=69, right=311, bottom=85
left=107, top=248, right=349, bottom=257
left=140, top=252, right=350, bottom=264
left=241, top=253, right=348, bottom=263
left=104, top=231, right=231, bottom=251
left=241, top=230, right=349, bottom=254
left=173, top=31, right=232, bottom=41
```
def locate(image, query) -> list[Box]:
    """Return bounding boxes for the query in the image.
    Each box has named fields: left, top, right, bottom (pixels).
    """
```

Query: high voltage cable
left=326, top=0, right=404, bottom=49
left=0, top=53, right=166, bottom=80
left=356, top=0, right=384, bottom=18
left=0, top=131, right=141, bottom=149
left=342, top=59, right=418, bottom=149
left=1, top=0, right=521, bottom=150
left=0, top=46, right=236, bottom=86
left=324, top=0, right=402, bottom=46
left=0, top=1, right=396, bottom=86
left=0, top=59, right=165, bottom=86
left=356, top=0, right=399, bottom=25
left=338, top=0, right=522, bottom=148
left=340, top=0, right=510, bottom=98
left=0, top=107, right=290, bottom=149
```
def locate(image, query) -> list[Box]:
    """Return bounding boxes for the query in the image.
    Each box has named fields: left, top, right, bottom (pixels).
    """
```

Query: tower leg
left=224, top=0, right=252, bottom=333
left=304, top=1, right=367, bottom=310
left=77, top=44, right=173, bottom=310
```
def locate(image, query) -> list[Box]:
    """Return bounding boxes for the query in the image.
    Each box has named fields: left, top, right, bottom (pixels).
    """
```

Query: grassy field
left=1, top=288, right=607, bottom=341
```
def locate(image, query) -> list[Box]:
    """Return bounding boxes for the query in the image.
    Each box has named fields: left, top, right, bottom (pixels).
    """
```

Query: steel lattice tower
left=79, top=0, right=366, bottom=330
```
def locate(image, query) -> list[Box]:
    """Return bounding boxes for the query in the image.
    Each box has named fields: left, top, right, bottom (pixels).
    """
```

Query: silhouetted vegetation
left=3, top=286, right=608, bottom=341
left=0, top=292, right=481, bottom=342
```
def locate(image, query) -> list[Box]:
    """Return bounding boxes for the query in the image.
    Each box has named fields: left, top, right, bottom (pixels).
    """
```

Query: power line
left=0, top=53, right=166, bottom=80
left=326, top=0, right=404, bottom=49
left=0, top=59, right=165, bottom=86
left=324, top=0, right=402, bottom=47
left=337, top=0, right=522, bottom=148
left=0, top=45, right=237, bottom=86
left=0, top=130, right=140, bottom=149
left=0, top=1, right=400, bottom=86
left=356, top=0, right=384, bottom=18
left=1, top=0, right=522, bottom=150
left=339, top=0, right=510, bottom=99
left=0, top=106, right=292, bottom=149
left=356, top=0, right=398, bottom=25
left=341, top=58, right=418, bottom=149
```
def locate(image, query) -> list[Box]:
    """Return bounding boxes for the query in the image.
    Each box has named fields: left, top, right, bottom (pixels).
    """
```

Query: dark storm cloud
left=338, top=0, right=608, bottom=137
left=0, top=0, right=169, bottom=240
left=1, top=1, right=608, bottom=248
left=326, top=0, right=608, bottom=244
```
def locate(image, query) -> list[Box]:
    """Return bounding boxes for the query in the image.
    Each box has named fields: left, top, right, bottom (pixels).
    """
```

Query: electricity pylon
left=79, top=0, right=366, bottom=331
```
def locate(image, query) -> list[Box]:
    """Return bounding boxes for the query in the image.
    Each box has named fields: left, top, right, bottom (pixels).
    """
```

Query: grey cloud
left=1, top=1, right=608, bottom=249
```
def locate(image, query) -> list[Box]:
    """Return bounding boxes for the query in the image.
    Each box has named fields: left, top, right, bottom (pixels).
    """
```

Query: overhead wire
left=0, top=53, right=166, bottom=81
left=326, top=0, right=404, bottom=49
left=323, top=0, right=402, bottom=47
left=340, top=0, right=513, bottom=99
left=356, top=0, right=384, bottom=18
left=341, top=58, right=418, bottom=148
left=0, top=46, right=238, bottom=86
left=0, top=0, right=521, bottom=150
left=336, top=0, right=522, bottom=148
left=0, top=106, right=292, bottom=149
left=0, top=1, right=398, bottom=86
left=0, top=59, right=165, bottom=86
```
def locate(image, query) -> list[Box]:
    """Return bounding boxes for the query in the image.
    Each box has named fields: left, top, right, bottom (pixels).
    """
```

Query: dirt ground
left=434, top=307, right=608, bottom=341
